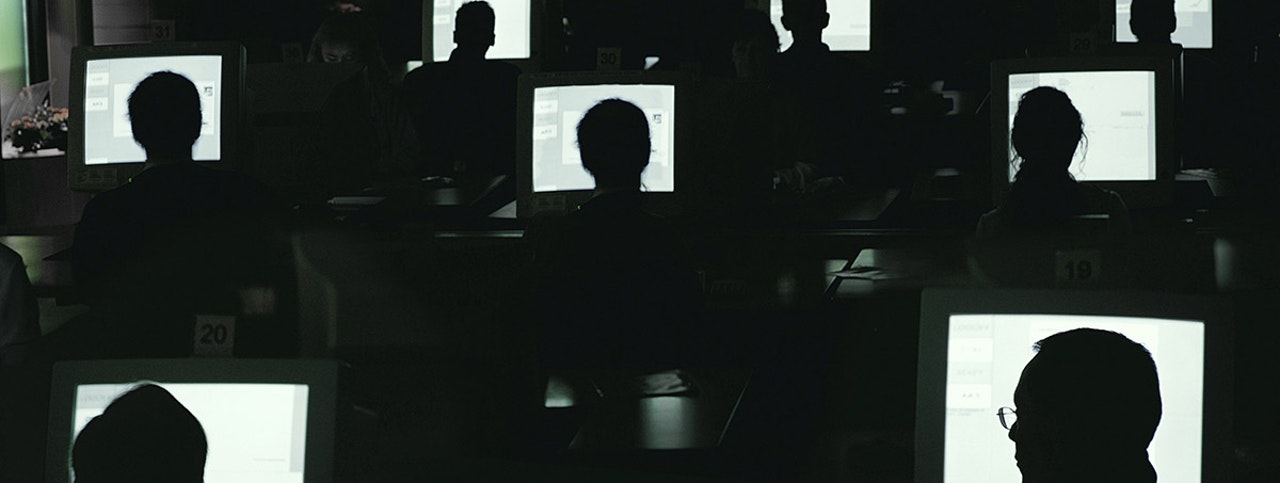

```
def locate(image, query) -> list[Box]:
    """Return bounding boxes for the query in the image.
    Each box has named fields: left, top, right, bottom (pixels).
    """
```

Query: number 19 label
left=1056, top=250, right=1102, bottom=284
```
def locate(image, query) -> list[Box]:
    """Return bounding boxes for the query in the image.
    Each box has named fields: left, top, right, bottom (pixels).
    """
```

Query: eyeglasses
left=997, top=406, right=1017, bottom=430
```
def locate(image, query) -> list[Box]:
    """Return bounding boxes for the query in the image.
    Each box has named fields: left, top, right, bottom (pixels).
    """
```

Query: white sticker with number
left=151, top=20, right=176, bottom=42
left=597, top=47, right=622, bottom=71
left=193, top=315, right=236, bottom=357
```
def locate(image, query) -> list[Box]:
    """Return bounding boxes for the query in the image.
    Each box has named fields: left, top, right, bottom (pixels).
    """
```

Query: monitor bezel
left=915, top=288, right=1233, bottom=483
left=68, top=41, right=246, bottom=192
left=46, top=358, right=341, bottom=483
left=990, top=56, right=1177, bottom=210
left=515, top=70, right=692, bottom=219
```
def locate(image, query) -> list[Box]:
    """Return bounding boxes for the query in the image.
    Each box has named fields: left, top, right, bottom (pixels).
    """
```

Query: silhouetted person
left=772, top=0, right=883, bottom=190
left=732, top=9, right=780, bottom=80
left=70, top=72, right=285, bottom=356
left=977, top=87, right=1131, bottom=238
left=72, top=384, right=207, bottom=483
left=523, top=99, right=702, bottom=371
left=0, top=242, right=38, bottom=366
left=1129, top=0, right=1176, bottom=45
left=308, top=12, right=420, bottom=184
left=403, top=1, right=521, bottom=182
left=1007, top=328, right=1160, bottom=482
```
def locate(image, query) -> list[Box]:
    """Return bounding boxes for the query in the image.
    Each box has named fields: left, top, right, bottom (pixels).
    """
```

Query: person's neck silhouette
left=1130, top=0, right=1177, bottom=45
left=452, top=1, right=496, bottom=62
left=781, top=0, right=830, bottom=51
left=1009, top=328, right=1161, bottom=483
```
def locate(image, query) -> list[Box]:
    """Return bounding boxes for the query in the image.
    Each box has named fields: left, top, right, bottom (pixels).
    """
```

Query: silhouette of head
left=128, top=71, right=201, bottom=160
left=454, top=1, right=497, bottom=56
left=781, top=0, right=829, bottom=46
left=1011, top=86, right=1084, bottom=178
left=1010, top=328, right=1161, bottom=482
left=72, top=384, right=207, bottom=483
left=732, top=9, right=780, bottom=79
left=576, top=99, right=651, bottom=190
left=308, top=12, right=389, bottom=81
left=1129, top=0, right=1177, bottom=44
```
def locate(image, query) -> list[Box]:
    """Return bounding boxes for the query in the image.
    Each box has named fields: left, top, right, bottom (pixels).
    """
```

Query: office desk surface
left=570, top=369, right=750, bottom=451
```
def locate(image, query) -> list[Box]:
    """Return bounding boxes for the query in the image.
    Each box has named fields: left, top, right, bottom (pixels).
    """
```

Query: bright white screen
left=1007, top=71, right=1157, bottom=182
left=1116, top=0, right=1213, bottom=49
left=72, top=383, right=308, bottom=483
left=531, top=84, right=676, bottom=193
left=431, top=0, right=530, bottom=62
left=943, top=314, right=1205, bottom=483
left=82, top=56, right=222, bottom=165
left=770, top=0, right=871, bottom=52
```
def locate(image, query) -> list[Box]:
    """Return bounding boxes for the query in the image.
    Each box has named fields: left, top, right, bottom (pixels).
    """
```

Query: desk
left=568, top=369, right=750, bottom=451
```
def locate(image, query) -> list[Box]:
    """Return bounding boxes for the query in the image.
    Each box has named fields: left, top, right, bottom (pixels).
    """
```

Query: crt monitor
left=516, top=71, right=689, bottom=218
left=1115, top=0, right=1213, bottom=49
left=47, top=359, right=343, bottom=483
left=990, top=56, right=1176, bottom=208
left=68, top=42, right=245, bottom=192
left=425, top=0, right=535, bottom=63
left=915, top=288, right=1232, bottom=483
left=768, top=0, right=871, bottom=52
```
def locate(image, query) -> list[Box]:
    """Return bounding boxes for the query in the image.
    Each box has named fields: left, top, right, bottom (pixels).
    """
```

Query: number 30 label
left=193, top=315, right=236, bottom=357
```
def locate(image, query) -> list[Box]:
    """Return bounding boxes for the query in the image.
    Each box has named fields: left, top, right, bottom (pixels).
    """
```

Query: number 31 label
left=193, top=315, right=236, bottom=357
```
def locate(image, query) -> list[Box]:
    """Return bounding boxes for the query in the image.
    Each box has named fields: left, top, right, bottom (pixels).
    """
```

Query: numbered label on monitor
left=1056, top=250, right=1102, bottom=284
left=597, top=47, right=622, bottom=71
left=193, top=315, right=235, bottom=357
left=150, top=20, right=176, bottom=42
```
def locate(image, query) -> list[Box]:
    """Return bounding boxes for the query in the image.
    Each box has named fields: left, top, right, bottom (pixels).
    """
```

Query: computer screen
left=72, top=382, right=309, bottom=483
left=428, top=0, right=530, bottom=62
left=47, top=359, right=341, bottom=483
left=942, top=314, right=1203, bottom=483
left=916, top=289, right=1233, bottom=483
left=531, top=84, right=676, bottom=193
left=990, top=57, right=1175, bottom=208
left=81, top=55, right=223, bottom=165
left=1115, top=0, right=1213, bottom=49
left=769, top=0, right=871, bottom=52
left=1005, top=70, right=1157, bottom=182
left=68, top=42, right=244, bottom=192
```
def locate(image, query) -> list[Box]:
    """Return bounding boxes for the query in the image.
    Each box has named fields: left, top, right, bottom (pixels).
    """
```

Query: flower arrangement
left=6, top=104, right=69, bottom=153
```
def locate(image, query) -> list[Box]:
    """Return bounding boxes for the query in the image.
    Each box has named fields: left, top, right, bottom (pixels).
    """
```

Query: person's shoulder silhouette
left=1009, top=328, right=1160, bottom=482
left=72, top=71, right=281, bottom=314
left=72, top=384, right=207, bottom=483
left=978, top=86, right=1130, bottom=239
left=403, top=0, right=521, bottom=180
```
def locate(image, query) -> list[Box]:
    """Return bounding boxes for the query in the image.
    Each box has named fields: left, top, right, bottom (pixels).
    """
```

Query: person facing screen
left=403, top=0, right=521, bottom=181
left=521, top=99, right=702, bottom=370
left=977, top=86, right=1131, bottom=238
left=1129, top=0, right=1177, bottom=45
left=1003, top=328, right=1161, bottom=483
left=72, top=384, right=207, bottom=483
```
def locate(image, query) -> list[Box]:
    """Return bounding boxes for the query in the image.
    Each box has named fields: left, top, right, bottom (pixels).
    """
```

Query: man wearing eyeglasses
left=998, top=328, right=1162, bottom=482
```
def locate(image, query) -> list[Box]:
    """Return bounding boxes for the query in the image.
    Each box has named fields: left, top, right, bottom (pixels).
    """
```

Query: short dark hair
left=782, top=0, right=827, bottom=18
left=1022, top=328, right=1162, bottom=451
left=456, top=1, right=496, bottom=35
left=128, top=71, right=202, bottom=157
left=72, top=384, right=207, bottom=483
left=576, top=99, right=651, bottom=183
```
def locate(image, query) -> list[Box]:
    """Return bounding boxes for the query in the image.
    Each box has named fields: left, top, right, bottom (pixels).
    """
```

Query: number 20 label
left=193, top=315, right=236, bottom=357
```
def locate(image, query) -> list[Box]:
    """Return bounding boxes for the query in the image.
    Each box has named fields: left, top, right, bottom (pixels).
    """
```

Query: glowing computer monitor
left=47, top=359, right=343, bottom=483
left=768, top=0, right=871, bottom=52
left=425, top=0, right=534, bottom=63
left=516, top=71, right=689, bottom=218
left=1115, top=0, right=1213, bottom=49
left=915, top=288, right=1232, bottom=483
left=68, top=42, right=245, bottom=192
left=991, top=56, right=1176, bottom=208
